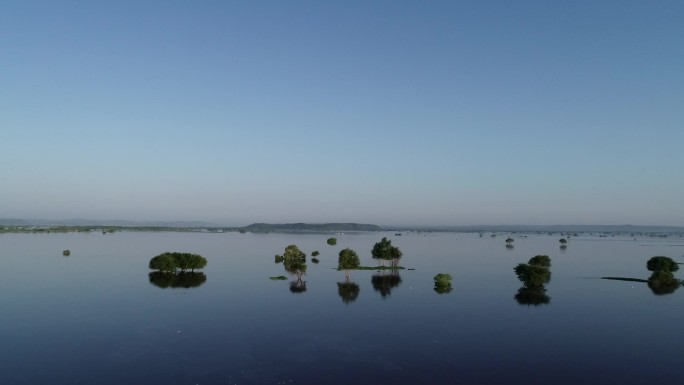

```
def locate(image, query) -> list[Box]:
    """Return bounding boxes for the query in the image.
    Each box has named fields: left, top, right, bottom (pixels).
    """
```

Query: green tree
left=338, top=248, right=360, bottom=278
left=149, top=253, right=178, bottom=273
left=311, top=250, right=320, bottom=257
left=514, top=255, right=552, bottom=306
left=327, top=237, right=337, bottom=245
left=283, top=244, right=306, bottom=263
left=187, top=253, right=207, bottom=272
left=433, top=273, right=452, bottom=288
left=280, top=244, right=307, bottom=279
left=529, top=255, right=551, bottom=269
left=505, top=237, right=514, bottom=247
left=514, top=263, right=551, bottom=288
left=149, top=252, right=207, bottom=273
left=433, top=273, right=453, bottom=294
left=646, top=256, right=679, bottom=273
left=559, top=238, right=568, bottom=247
left=371, top=237, right=403, bottom=267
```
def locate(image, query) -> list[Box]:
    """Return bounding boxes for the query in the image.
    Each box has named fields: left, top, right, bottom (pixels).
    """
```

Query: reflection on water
left=647, top=271, right=681, bottom=295
left=289, top=278, right=307, bottom=293
left=337, top=280, right=360, bottom=304
left=148, top=271, right=207, bottom=289
left=434, top=285, right=453, bottom=294
left=371, top=271, right=402, bottom=298
left=515, top=286, right=550, bottom=305
left=4, top=232, right=684, bottom=385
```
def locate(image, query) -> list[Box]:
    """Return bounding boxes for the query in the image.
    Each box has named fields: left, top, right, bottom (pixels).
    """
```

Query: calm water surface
left=1, top=231, right=683, bottom=384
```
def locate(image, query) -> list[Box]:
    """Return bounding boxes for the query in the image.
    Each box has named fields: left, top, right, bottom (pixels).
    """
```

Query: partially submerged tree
left=505, top=237, right=514, bottom=248
left=645, top=256, right=681, bottom=295
left=327, top=237, right=337, bottom=246
left=529, top=255, right=551, bottom=269
left=434, top=273, right=453, bottom=294
left=559, top=238, right=568, bottom=248
left=149, top=253, right=178, bottom=273
left=514, top=255, right=552, bottom=305
left=646, top=256, right=679, bottom=273
left=371, top=237, right=403, bottom=267
left=149, top=252, right=207, bottom=273
left=338, top=248, right=360, bottom=279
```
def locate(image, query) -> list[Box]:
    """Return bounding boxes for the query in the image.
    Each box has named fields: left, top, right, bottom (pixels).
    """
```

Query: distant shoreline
left=1, top=220, right=683, bottom=235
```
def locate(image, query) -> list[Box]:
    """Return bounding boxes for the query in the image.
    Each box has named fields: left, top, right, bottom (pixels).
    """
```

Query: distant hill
left=241, top=222, right=381, bottom=233
left=0, top=218, right=220, bottom=228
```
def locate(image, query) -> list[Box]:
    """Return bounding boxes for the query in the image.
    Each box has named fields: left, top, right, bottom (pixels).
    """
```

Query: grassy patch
left=269, top=275, right=287, bottom=280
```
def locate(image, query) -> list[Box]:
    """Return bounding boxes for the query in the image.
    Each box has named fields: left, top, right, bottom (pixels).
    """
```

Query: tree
left=434, top=273, right=453, bottom=294
left=338, top=248, right=360, bottom=278
left=187, top=254, right=207, bottom=272
left=514, top=264, right=551, bottom=288
left=514, top=255, right=552, bottom=306
left=646, top=256, right=679, bottom=273
left=149, top=253, right=178, bottom=273
left=283, top=245, right=306, bottom=262
left=149, top=252, right=207, bottom=273
left=280, top=245, right=307, bottom=280
left=371, top=237, right=403, bottom=267
left=311, top=250, right=320, bottom=257
left=529, top=255, right=551, bottom=269
left=327, top=237, right=337, bottom=246
left=559, top=238, right=568, bottom=248
left=505, top=237, right=514, bottom=247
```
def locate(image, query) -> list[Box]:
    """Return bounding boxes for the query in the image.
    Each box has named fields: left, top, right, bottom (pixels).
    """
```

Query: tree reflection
left=647, top=271, right=681, bottom=295
left=515, top=286, right=550, bottom=306
left=434, top=286, right=453, bottom=294
left=289, top=278, right=307, bottom=294
left=337, top=280, right=360, bottom=304
left=148, top=271, right=207, bottom=289
left=371, top=271, right=402, bottom=298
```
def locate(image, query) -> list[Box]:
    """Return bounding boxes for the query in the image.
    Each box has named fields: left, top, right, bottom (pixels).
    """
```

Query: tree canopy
left=338, top=248, right=360, bottom=271
left=327, top=237, right=337, bottom=245
left=149, top=252, right=207, bottom=273
left=371, top=237, right=403, bottom=267
left=646, top=256, right=679, bottom=273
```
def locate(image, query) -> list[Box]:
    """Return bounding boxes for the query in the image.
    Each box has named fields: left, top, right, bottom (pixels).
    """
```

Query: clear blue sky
left=2, top=1, right=683, bottom=226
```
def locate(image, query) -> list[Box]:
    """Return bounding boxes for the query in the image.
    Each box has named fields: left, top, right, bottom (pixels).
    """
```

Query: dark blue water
left=1, top=231, right=683, bottom=384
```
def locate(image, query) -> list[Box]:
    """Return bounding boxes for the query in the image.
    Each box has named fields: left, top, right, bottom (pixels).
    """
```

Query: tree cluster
left=371, top=237, right=403, bottom=267
left=514, top=255, right=551, bottom=305
left=149, top=252, right=207, bottom=273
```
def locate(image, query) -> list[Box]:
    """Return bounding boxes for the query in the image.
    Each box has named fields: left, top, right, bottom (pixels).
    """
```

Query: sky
left=2, top=1, right=683, bottom=226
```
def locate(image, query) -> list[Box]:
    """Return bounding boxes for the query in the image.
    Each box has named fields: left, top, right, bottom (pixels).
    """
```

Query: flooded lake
left=2, top=231, right=683, bottom=384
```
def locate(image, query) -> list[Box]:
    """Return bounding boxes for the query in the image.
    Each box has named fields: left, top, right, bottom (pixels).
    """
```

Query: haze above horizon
left=2, top=1, right=683, bottom=226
